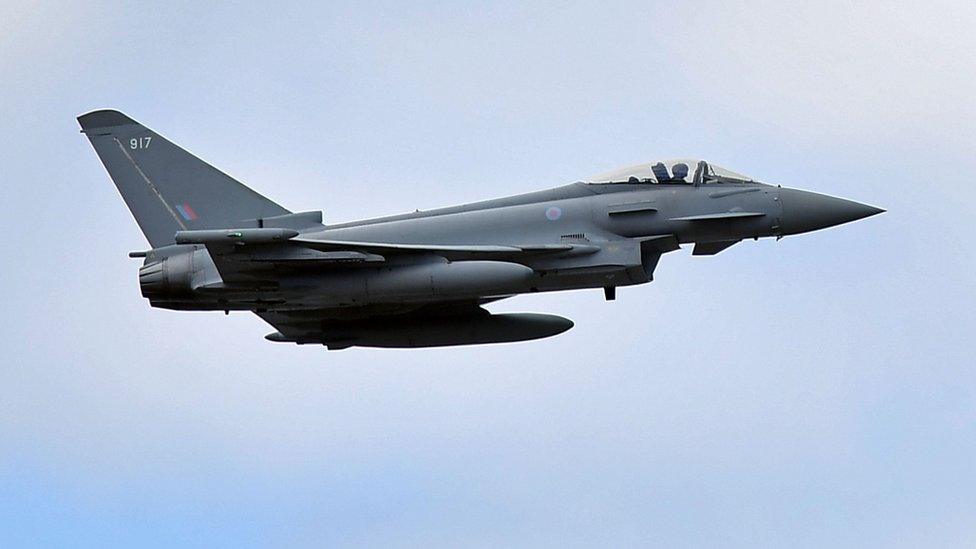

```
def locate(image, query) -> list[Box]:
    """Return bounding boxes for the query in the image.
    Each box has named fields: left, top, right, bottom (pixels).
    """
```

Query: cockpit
left=584, top=159, right=758, bottom=185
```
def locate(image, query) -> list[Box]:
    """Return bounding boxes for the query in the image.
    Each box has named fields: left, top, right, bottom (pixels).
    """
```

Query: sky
left=1, top=1, right=974, bottom=547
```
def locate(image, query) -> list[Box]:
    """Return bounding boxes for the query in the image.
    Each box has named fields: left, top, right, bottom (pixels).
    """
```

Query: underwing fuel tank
left=266, top=312, right=574, bottom=349
left=328, top=260, right=535, bottom=303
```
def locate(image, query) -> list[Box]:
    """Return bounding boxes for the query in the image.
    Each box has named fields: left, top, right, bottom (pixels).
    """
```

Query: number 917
left=130, top=136, right=152, bottom=149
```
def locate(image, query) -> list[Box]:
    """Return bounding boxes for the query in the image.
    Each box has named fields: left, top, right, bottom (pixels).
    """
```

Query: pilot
left=671, top=162, right=689, bottom=182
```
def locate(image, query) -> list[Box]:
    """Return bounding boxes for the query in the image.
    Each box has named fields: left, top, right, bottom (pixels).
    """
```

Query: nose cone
left=779, top=188, right=884, bottom=235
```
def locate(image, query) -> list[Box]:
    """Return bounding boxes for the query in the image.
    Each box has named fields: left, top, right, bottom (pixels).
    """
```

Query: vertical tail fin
left=78, top=110, right=290, bottom=248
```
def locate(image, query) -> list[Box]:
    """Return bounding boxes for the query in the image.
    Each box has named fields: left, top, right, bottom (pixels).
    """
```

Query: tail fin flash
left=78, top=110, right=290, bottom=248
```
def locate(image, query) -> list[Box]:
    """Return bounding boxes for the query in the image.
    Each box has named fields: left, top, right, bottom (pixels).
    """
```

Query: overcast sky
left=2, top=1, right=974, bottom=547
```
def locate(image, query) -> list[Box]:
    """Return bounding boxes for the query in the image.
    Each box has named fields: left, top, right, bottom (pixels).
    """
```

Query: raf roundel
left=545, top=206, right=562, bottom=221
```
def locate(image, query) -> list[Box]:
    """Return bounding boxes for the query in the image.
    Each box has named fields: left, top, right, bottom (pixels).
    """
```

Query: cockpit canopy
left=584, top=159, right=757, bottom=185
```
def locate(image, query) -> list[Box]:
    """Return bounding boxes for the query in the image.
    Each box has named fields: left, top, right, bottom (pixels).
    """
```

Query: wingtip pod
left=77, top=109, right=138, bottom=131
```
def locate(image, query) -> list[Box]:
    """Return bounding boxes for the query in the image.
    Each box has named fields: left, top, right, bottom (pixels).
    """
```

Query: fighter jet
left=79, top=110, right=883, bottom=349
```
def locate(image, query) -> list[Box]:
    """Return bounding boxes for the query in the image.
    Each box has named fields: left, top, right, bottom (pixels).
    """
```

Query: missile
left=174, top=228, right=299, bottom=245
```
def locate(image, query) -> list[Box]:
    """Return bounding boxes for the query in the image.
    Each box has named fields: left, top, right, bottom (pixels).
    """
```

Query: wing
left=173, top=228, right=600, bottom=287
left=290, top=237, right=598, bottom=260
left=196, top=242, right=387, bottom=289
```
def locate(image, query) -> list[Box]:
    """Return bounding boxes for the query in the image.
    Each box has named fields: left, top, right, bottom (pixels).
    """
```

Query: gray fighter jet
left=79, top=110, right=883, bottom=349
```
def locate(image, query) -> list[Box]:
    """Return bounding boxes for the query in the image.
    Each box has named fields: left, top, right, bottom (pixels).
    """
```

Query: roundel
left=545, top=206, right=562, bottom=221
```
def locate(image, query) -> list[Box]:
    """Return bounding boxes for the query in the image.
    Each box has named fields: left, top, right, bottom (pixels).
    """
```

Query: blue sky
left=1, top=1, right=974, bottom=547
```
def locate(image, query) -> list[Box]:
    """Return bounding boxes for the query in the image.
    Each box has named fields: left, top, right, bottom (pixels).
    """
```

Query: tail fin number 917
left=130, top=136, right=152, bottom=149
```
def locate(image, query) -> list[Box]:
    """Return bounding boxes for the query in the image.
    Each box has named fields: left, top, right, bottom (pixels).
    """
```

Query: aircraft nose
left=778, top=188, right=884, bottom=235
